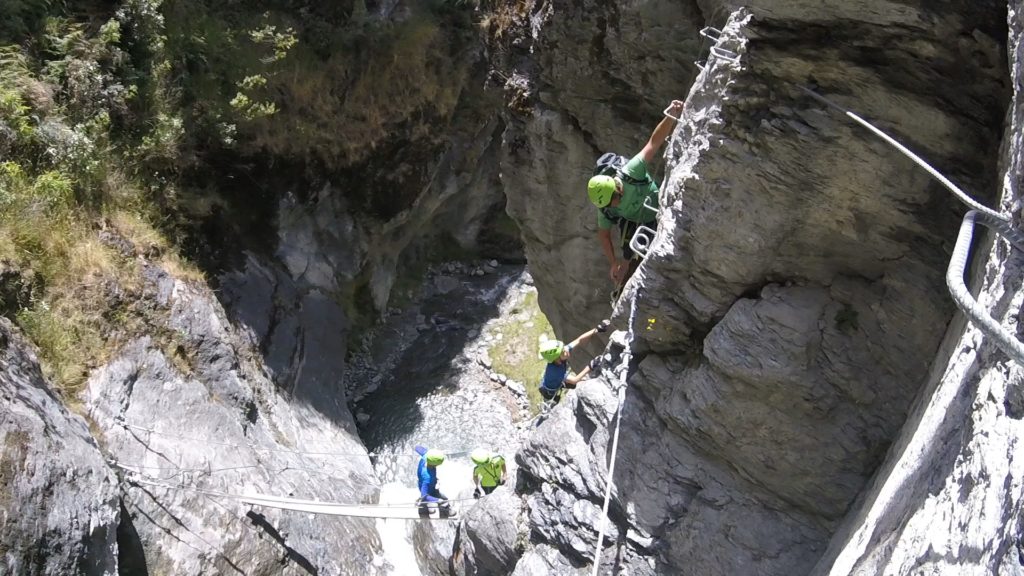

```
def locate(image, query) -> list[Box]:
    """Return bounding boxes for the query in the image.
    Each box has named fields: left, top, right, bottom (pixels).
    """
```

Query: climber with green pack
left=470, top=448, right=507, bottom=498
left=537, top=319, right=610, bottom=402
left=588, top=99, right=685, bottom=291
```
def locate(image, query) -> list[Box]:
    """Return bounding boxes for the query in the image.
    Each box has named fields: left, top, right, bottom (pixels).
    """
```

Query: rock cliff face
left=497, top=1, right=1018, bottom=575
left=3, top=257, right=389, bottom=575
left=4, top=0, right=1023, bottom=574
left=85, top=263, right=384, bottom=575
left=0, top=319, right=119, bottom=576
left=813, top=1, right=1024, bottom=572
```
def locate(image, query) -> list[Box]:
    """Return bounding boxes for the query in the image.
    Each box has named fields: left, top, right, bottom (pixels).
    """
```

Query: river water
left=345, top=263, right=535, bottom=574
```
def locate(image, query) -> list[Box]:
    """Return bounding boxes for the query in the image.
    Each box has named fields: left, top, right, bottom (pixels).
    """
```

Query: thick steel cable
left=590, top=290, right=641, bottom=576
left=800, top=86, right=1024, bottom=364
left=797, top=86, right=1007, bottom=223
left=946, top=210, right=1024, bottom=364
left=116, top=418, right=473, bottom=459
left=116, top=464, right=475, bottom=513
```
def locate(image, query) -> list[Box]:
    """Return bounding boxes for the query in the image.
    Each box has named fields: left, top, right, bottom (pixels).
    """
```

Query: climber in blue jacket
left=415, top=445, right=454, bottom=517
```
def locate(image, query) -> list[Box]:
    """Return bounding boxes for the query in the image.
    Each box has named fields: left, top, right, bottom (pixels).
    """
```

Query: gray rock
left=86, top=276, right=382, bottom=575
left=435, top=275, right=460, bottom=294
left=813, top=2, right=1024, bottom=573
left=510, top=544, right=586, bottom=576
left=506, top=380, right=526, bottom=397
left=277, top=187, right=365, bottom=292
left=413, top=516, right=457, bottom=575
left=528, top=482, right=616, bottom=562
left=217, top=252, right=277, bottom=343
left=454, top=490, right=524, bottom=576
left=0, top=318, right=120, bottom=576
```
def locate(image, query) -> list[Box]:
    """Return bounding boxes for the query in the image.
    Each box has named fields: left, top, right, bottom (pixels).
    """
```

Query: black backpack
left=594, top=152, right=652, bottom=224
left=593, top=152, right=651, bottom=186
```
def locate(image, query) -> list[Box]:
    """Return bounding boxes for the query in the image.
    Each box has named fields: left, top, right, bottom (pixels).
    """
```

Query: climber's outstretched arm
left=640, top=100, right=685, bottom=164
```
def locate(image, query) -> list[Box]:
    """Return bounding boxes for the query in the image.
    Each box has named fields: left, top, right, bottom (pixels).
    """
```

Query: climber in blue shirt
left=414, top=445, right=454, bottom=517
left=537, top=320, right=610, bottom=402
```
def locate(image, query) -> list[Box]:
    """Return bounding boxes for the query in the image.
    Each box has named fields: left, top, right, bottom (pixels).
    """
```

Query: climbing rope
left=590, top=289, right=641, bottom=576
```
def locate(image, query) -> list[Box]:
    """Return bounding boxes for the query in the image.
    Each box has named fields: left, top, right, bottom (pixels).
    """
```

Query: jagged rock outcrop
left=452, top=489, right=524, bottom=576
left=86, top=264, right=384, bottom=575
left=510, top=544, right=587, bottom=575
left=0, top=318, right=120, bottom=575
left=500, top=1, right=1014, bottom=574
left=414, top=518, right=459, bottom=575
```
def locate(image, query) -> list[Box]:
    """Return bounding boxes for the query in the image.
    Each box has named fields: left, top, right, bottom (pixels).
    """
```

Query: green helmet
left=470, top=448, right=491, bottom=465
left=538, top=340, right=565, bottom=362
left=425, top=449, right=445, bottom=466
left=588, top=175, right=616, bottom=208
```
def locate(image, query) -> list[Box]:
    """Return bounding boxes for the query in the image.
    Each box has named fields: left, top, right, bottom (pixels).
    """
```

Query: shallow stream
left=344, top=262, right=537, bottom=574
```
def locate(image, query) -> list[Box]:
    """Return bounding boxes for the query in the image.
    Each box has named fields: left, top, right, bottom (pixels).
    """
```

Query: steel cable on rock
left=796, top=86, right=1007, bottom=223
left=590, top=289, right=641, bottom=576
left=798, top=85, right=1024, bottom=364
left=114, top=464, right=476, bottom=515
left=115, top=418, right=474, bottom=460
left=947, top=210, right=1024, bottom=365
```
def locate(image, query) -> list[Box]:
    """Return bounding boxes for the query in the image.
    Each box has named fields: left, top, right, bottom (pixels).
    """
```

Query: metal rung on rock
left=699, top=26, right=723, bottom=41
left=710, top=45, right=740, bottom=64
left=642, top=196, right=659, bottom=215
left=629, top=225, right=657, bottom=257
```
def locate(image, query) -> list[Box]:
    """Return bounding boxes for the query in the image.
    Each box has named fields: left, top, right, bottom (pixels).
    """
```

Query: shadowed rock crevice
left=116, top=500, right=149, bottom=576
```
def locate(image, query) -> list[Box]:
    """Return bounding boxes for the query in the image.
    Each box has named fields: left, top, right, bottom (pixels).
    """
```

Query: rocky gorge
left=3, top=0, right=1024, bottom=575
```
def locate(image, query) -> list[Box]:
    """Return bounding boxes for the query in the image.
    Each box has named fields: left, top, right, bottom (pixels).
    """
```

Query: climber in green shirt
left=470, top=449, right=507, bottom=497
left=587, top=100, right=685, bottom=288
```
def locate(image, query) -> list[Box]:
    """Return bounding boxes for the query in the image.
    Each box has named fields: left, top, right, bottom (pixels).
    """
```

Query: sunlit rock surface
left=0, top=318, right=119, bottom=576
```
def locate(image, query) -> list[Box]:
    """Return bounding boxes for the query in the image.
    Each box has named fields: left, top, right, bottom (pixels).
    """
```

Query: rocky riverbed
left=345, top=261, right=544, bottom=574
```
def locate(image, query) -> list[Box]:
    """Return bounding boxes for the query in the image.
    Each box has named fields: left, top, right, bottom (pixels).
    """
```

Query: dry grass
left=480, top=0, right=531, bottom=42
left=1, top=170, right=149, bottom=394
left=488, top=290, right=553, bottom=414
left=109, top=209, right=205, bottom=283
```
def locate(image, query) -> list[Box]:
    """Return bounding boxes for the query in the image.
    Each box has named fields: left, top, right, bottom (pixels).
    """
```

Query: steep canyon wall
left=498, top=0, right=1018, bottom=574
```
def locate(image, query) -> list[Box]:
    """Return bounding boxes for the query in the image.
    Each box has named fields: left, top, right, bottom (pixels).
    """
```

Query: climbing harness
left=589, top=290, right=641, bottom=575
left=799, top=85, right=1024, bottom=365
